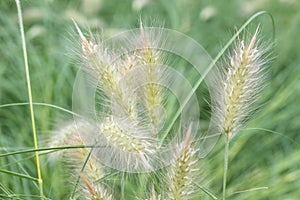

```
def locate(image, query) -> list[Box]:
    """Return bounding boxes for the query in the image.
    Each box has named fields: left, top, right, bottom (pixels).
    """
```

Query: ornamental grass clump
left=12, top=1, right=277, bottom=199
left=52, top=24, right=272, bottom=199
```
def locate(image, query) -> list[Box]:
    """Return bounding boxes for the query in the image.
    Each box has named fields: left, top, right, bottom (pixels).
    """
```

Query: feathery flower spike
left=218, top=26, right=269, bottom=141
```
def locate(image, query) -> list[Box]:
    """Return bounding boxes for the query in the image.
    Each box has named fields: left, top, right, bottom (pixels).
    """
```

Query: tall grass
left=15, top=0, right=43, bottom=198
left=0, top=0, right=300, bottom=199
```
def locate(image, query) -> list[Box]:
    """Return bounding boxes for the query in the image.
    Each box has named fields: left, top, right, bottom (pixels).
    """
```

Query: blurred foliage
left=0, top=0, right=300, bottom=199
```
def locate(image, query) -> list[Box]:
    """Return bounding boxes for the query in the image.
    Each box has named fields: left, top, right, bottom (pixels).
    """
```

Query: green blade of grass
left=0, top=102, right=82, bottom=118
left=242, top=127, right=300, bottom=147
left=15, top=1, right=44, bottom=198
left=0, top=169, right=39, bottom=182
left=231, top=186, right=269, bottom=196
left=0, top=145, right=93, bottom=158
left=194, top=182, right=219, bottom=200
left=70, top=147, right=94, bottom=199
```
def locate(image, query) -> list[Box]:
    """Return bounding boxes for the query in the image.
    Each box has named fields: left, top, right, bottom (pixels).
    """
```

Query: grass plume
left=166, top=125, right=199, bottom=200
left=216, top=27, right=271, bottom=200
left=217, top=26, right=270, bottom=141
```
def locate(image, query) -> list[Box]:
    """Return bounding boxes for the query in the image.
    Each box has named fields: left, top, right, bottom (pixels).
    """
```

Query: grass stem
left=15, top=0, right=44, bottom=199
left=222, top=138, right=230, bottom=200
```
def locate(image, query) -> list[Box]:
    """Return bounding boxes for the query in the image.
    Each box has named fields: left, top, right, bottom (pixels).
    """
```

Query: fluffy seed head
left=72, top=20, right=169, bottom=171
left=167, top=125, right=199, bottom=199
left=217, top=27, right=270, bottom=140
left=99, top=116, right=154, bottom=154
left=95, top=115, right=158, bottom=171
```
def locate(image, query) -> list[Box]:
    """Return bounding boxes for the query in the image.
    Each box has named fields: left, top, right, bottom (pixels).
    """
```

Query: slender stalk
left=15, top=0, right=44, bottom=199
left=194, top=182, right=218, bottom=200
left=222, top=138, right=230, bottom=200
left=70, top=148, right=93, bottom=199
